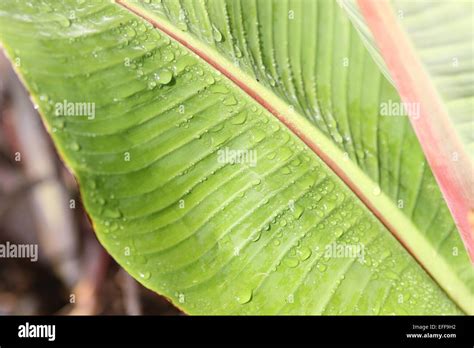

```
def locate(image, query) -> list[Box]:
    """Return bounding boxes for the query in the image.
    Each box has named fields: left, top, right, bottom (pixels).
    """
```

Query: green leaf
left=0, top=0, right=472, bottom=314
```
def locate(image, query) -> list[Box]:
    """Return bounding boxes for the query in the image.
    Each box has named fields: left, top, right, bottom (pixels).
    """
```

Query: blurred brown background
left=0, top=51, right=180, bottom=315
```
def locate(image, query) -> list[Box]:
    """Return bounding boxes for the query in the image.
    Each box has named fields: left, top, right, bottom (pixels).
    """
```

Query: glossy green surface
left=0, top=0, right=472, bottom=314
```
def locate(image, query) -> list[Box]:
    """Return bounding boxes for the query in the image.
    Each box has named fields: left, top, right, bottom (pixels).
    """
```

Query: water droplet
left=210, top=122, right=225, bottom=132
left=134, top=254, right=147, bottom=264
left=57, top=15, right=71, bottom=28
left=125, top=26, right=136, bottom=38
left=103, top=207, right=122, bottom=219
left=356, top=148, right=365, bottom=159
left=148, top=80, right=157, bottom=90
left=293, top=205, right=304, bottom=219
left=223, top=95, right=237, bottom=106
left=285, top=257, right=299, bottom=268
left=139, top=271, right=151, bottom=280
left=211, top=84, right=229, bottom=94
left=298, top=247, right=312, bottom=261
left=251, top=232, right=261, bottom=242
left=205, top=75, right=215, bottom=84
left=253, top=129, right=266, bottom=142
left=70, top=142, right=80, bottom=151
left=110, top=222, right=119, bottom=232
left=53, top=118, right=65, bottom=130
left=317, top=263, right=327, bottom=272
left=267, top=74, right=276, bottom=86
left=234, top=45, right=242, bottom=58
left=163, top=50, right=175, bottom=63
left=385, top=270, right=399, bottom=281
left=332, top=132, right=343, bottom=144
left=155, top=69, right=173, bottom=84
left=212, top=25, right=223, bottom=42
left=177, top=22, right=188, bottom=31
left=172, top=55, right=194, bottom=74
left=290, top=158, right=301, bottom=167
left=278, top=147, right=293, bottom=161
left=236, top=288, right=252, bottom=304
left=373, top=186, right=381, bottom=196
left=267, top=151, right=276, bottom=160
left=190, top=67, right=202, bottom=77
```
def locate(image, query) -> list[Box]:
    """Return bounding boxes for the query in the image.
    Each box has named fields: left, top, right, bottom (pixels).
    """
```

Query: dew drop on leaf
left=70, top=142, right=80, bottom=151
left=236, top=288, right=252, bottom=304
left=298, top=247, right=312, bottom=261
left=251, top=232, right=261, bottom=242
left=205, top=75, right=215, bottom=84
left=253, top=129, right=266, bottom=142
left=163, top=50, right=174, bottom=63
left=223, top=95, right=237, bottom=106
left=230, top=112, right=247, bottom=125
left=332, top=132, right=343, bottom=144
left=212, top=25, right=223, bottom=42
left=234, top=45, right=242, bottom=58
left=139, top=271, right=151, bottom=280
left=373, top=186, right=381, bottom=196
left=53, top=118, right=65, bottom=130
left=285, top=257, right=299, bottom=268
left=57, top=15, right=71, bottom=28
left=211, top=84, right=229, bottom=94
left=293, top=205, right=304, bottom=220
left=267, top=151, right=276, bottom=160
left=155, top=69, right=172, bottom=84
left=148, top=80, right=157, bottom=90
left=103, top=207, right=122, bottom=219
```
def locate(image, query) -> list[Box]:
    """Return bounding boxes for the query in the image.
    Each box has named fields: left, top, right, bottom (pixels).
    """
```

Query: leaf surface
left=0, top=0, right=472, bottom=314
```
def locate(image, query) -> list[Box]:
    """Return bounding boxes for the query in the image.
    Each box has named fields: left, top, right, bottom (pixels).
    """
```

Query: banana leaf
left=0, top=0, right=472, bottom=314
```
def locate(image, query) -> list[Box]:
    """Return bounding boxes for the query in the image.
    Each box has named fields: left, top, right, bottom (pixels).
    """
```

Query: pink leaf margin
left=358, top=0, right=474, bottom=262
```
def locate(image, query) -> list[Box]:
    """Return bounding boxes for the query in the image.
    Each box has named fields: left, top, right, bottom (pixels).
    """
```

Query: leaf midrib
left=115, top=0, right=472, bottom=314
